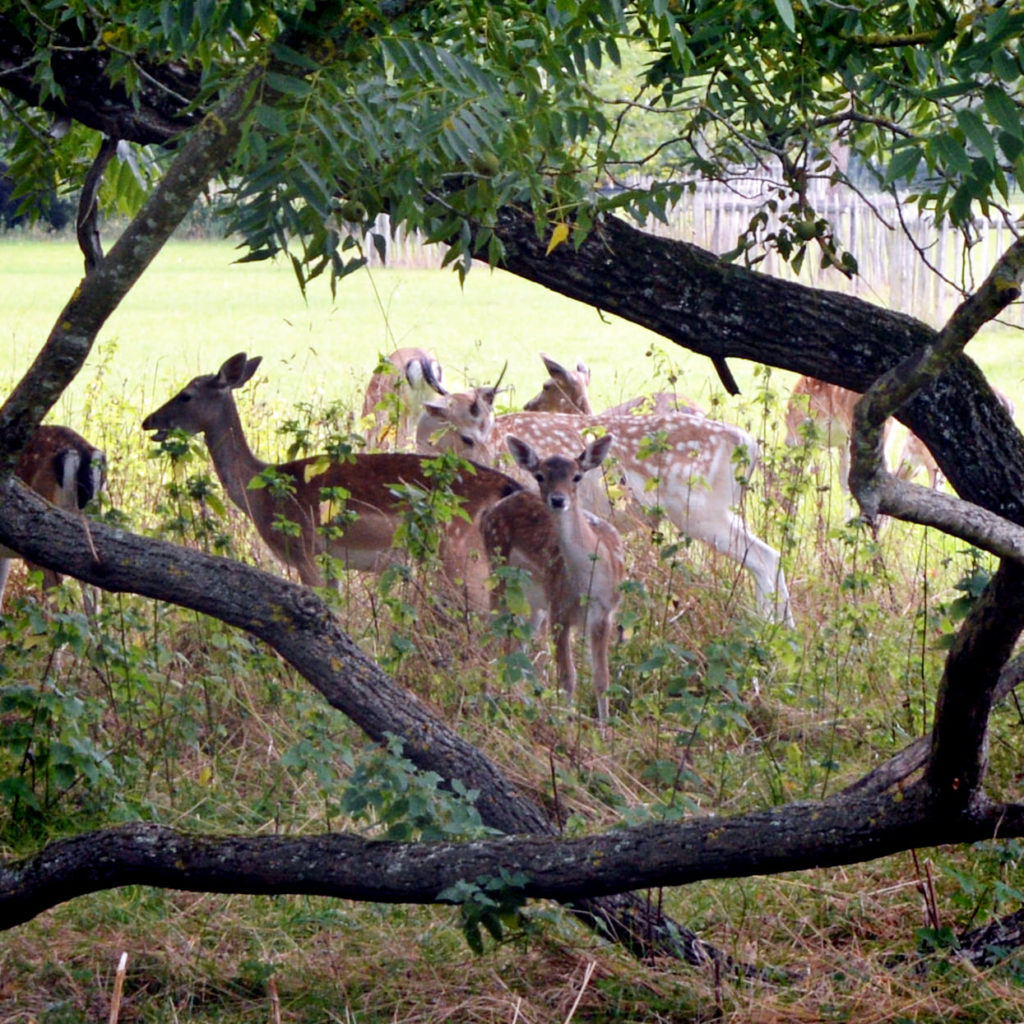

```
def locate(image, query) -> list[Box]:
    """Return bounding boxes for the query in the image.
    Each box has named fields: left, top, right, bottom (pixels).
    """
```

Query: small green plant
left=340, top=734, right=499, bottom=841
left=438, top=868, right=532, bottom=954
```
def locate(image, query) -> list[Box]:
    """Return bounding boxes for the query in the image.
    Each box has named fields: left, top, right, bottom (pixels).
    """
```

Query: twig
left=563, top=960, right=597, bottom=1024
left=108, top=951, right=127, bottom=1024
left=268, top=974, right=282, bottom=1024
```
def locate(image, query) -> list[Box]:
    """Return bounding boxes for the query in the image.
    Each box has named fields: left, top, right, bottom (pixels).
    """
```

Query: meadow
left=1, top=238, right=1023, bottom=1023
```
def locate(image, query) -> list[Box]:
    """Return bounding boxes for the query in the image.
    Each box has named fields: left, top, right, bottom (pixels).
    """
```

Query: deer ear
left=580, top=433, right=614, bottom=471
left=422, top=402, right=449, bottom=421
left=422, top=359, right=447, bottom=396
left=217, top=353, right=260, bottom=389
left=576, top=360, right=590, bottom=382
left=506, top=435, right=537, bottom=471
left=540, top=353, right=568, bottom=380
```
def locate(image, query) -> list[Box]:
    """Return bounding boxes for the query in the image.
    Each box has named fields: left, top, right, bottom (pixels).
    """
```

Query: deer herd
left=3, top=346, right=984, bottom=722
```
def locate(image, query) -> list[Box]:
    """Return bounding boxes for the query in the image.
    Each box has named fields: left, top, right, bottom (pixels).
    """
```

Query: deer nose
left=548, top=493, right=568, bottom=510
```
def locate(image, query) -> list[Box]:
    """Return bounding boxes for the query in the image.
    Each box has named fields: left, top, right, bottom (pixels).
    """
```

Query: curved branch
left=0, top=481, right=717, bottom=964
left=4, top=784, right=1019, bottom=932
left=76, top=134, right=117, bottom=272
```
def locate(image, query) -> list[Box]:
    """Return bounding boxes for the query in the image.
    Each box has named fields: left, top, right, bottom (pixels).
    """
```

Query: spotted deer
left=482, top=434, right=624, bottom=722
left=419, top=386, right=793, bottom=626
left=523, top=353, right=702, bottom=417
left=361, top=347, right=447, bottom=450
left=143, top=353, right=519, bottom=610
left=0, top=425, right=106, bottom=609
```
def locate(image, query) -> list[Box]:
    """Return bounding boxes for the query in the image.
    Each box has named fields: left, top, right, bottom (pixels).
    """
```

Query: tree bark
left=486, top=206, right=1024, bottom=526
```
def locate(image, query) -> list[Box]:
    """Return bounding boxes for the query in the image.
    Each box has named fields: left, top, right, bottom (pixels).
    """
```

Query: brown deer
left=361, top=347, right=447, bottom=450
left=420, top=391, right=793, bottom=626
left=482, top=434, right=624, bottom=723
left=782, top=375, right=1011, bottom=494
left=143, top=353, right=520, bottom=610
left=0, top=425, right=106, bottom=609
left=523, top=353, right=702, bottom=417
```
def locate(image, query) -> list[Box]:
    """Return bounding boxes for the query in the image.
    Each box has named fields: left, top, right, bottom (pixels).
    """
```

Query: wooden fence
left=359, top=184, right=1023, bottom=330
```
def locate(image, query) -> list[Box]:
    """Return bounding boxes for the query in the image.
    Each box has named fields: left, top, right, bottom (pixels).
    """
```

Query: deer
left=419, top=381, right=794, bottom=627
left=783, top=375, right=1016, bottom=495
left=0, top=425, right=106, bottom=610
left=523, top=353, right=702, bottom=418
left=361, top=347, right=447, bottom=450
left=142, top=353, right=521, bottom=611
left=481, top=434, right=624, bottom=723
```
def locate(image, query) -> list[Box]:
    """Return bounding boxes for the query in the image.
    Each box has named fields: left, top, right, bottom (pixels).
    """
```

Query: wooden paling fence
left=356, top=184, right=1024, bottom=330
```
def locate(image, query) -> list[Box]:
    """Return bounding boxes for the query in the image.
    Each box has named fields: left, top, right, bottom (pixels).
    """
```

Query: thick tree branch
left=848, top=238, right=1024, bottom=528
left=4, top=784, right=1022, bottom=932
left=484, top=206, right=1024, bottom=527
left=926, top=559, right=1024, bottom=805
left=0, top=483, right=719, bottom=964
left=0, top=14, right=200, bottom=144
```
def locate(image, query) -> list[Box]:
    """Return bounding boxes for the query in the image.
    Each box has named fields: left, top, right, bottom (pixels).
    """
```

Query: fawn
left=481, top=434, right=624, bottom=722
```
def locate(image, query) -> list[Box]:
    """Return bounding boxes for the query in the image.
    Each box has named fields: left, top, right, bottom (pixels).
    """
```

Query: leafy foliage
left=5, top=1, right=1023, bottom=282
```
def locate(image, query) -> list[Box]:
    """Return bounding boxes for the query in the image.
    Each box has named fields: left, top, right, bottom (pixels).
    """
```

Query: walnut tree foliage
left=3, top=0, right=1023, bottom=283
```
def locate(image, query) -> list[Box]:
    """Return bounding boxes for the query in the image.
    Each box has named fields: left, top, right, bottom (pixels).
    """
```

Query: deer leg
left=682, top=509, right=793, bottom=627
left=553, top=620, right=577, bottom=701
left=587, top=611, right=612, bottom=723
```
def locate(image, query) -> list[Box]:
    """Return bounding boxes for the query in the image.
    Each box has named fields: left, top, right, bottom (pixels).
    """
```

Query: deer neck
left=203, top=402, right=268, bottom=512
left=550, top=501, right=598, bottom=569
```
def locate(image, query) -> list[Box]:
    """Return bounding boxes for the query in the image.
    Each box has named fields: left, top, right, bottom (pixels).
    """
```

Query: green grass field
left=0, top=238, right=771, bottom=422
left=2, top=238, right=1023, bottom=1023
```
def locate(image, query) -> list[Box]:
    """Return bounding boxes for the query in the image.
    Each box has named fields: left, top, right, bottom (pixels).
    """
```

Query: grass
left=0, top=237, right=767, bottom=420
left=1, top=238, right=1023, bottom=1022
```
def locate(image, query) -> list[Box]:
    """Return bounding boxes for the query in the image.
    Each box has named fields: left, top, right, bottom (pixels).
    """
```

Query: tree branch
left=4, top=782, right=1019, bottom=932
left=0, top=64, right=262, bottom=473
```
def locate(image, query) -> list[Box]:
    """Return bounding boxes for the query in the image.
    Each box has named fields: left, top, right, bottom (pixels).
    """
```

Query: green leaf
left=266, top=71, right=312, bottom=98
left=885, top=147, right=922, bottom=185
left=772, top=0, right=796, bottom=32
left=956, top=109, right=997, bottom=166
left=983, top=85, right=1022, bottom=138
left=931, top=133, right=972, bottom=175
left=254, top=104, right=290, bottom=136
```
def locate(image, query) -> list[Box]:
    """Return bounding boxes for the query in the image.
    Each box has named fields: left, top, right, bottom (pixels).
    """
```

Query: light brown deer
left=361, top=347, right=447, bottom=450
left=416, top=385, right=499, bottom=459
left=420, top=393, right=793, bottom=626
left=482, top=434, right=624, bottom=722
left=523, top=353, right=702, bottom=417
left=782, top=376, right=1014, bottom=494
left=143, top=353, right=520, bottom=610
left=0, top=425, right=106, bottom=609
left=783, top=377, right=871, bottom=494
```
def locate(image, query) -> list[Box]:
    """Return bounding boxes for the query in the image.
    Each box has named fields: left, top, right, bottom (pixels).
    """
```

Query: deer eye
left=178, top=393, right=192, bottom=403
left=460, top=435, right=475, bottom=447
left=533, top=473, right=544, bottom=484
left=573, top=473, right=583, bottom=483
left=470, top=401, right=480, bottom=416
